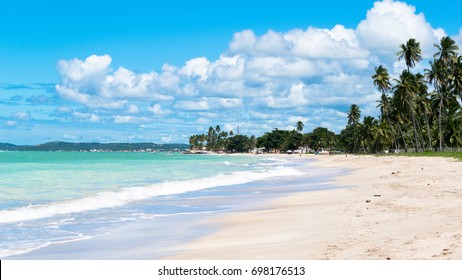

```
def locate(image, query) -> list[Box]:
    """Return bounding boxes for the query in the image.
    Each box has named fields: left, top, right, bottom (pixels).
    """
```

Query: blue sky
left=1, top=0, right=461, bottom=144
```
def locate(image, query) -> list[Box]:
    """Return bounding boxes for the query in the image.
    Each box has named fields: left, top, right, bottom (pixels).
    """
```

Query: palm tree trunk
left=424, top=113, right=433, bottom=151
left=396, top=122, right=408, bottom=152
left=439, top=93, right=443, bottom=151
left=410, top=110, right=420, bottom=152
left=415, top=118, right=425, bottom=151
left=386, top=115, right=398, bottom=150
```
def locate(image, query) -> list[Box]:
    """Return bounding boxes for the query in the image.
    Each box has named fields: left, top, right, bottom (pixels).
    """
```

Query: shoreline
left=169, top=154, right=462, bottom=259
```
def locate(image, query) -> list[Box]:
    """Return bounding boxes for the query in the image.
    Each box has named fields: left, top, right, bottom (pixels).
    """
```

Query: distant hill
left=0, top=142, right=189, bottom=152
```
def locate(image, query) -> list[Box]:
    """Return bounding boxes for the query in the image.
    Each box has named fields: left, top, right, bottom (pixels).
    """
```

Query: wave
left=0, top=242, right=52, bottom=258
left=0, top=234, right=92, bottom=258
left=0, top=166, right=303, bottom=224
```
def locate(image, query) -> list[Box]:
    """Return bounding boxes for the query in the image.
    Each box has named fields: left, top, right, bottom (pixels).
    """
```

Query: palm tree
left=434, top=36, right=459, bottom=64
left=426, top=59, right=450, bottom=151
left=376, top=93, right=399, bottom=149
left=415, top=73, right=433, bottom=150
left=189, top=135, right=198, bottom=150
left=397, top=38, right=422, bottom=71
left=296, top=121, right=304, bottom=132
left=442, top=102, right=462, bottom=148
left=347, top=104, right=361, bottom=126
left=372, top=65, right=396, bottom=149
left=372, top=119, right=394, bottom=152
left=394, top=70, right=421, bottom=151
left=361, top=116, right=379, bottom=152
left=372, top=65, right=392, bottom=93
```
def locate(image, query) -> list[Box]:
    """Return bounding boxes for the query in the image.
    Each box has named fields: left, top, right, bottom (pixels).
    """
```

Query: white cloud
left=174, top=99, right=211, bottom=111
left=209, top=97, right=243, bottom=109
left=196, top=117, right=210, bottom=125
left=288, top=116, right=309, bottom=125
left=249, top=111, right=280, bottom=120
left=11, top=111, right=31, bottom=121
left=356, top=0, right=444, bottom=58
left=73, top=112, right=101, bottom=123
left=263, top=83, right=309, bottom=108
left=285, top=26, right=368, bottom=59
left=102, top=67, right=156, bottom=98
left=56, top=55, right=174, bottom=109
left=147, top=104, right=171, bottom=115
left=126, top=104, right=140, bottom=114
left=113, top=115, right=150, bottom=124
left=89, top=114, right=101, bottom=123
left=56, top=106, right=73, bottom=114
left=57, top=54, right=111, bottom=94
left=180, top=57, right=210, bottom=81
left=6, top=120, right=18, bottom=127
left=229, top=29, right=257, bottom=53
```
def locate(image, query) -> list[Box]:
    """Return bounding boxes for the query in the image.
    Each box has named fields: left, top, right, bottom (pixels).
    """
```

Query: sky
left=1, top=0, right=462, bottom=144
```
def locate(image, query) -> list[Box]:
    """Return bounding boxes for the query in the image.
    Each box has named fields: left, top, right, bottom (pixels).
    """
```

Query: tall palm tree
left=372, top=65, right=396, bottom=149
left=434, top=36, right=459, bottom=64
left=426, top=59, right=450, bottom=151
left=296, top=121, right=304, bottom=132
left=347, top=104, right=361, bottom=126
left=376, top=93, right=391, bottom=118
left=394, top=70, right=421, bottom=151
left=372, top=65, right=392, bottom=93
left=397, top=38, right=422, bottom=71
left=415, top=73, right=433, bottom=150
left=376, top=93, right=398, bottom=149
left=361, top=116, right=379, bottom=152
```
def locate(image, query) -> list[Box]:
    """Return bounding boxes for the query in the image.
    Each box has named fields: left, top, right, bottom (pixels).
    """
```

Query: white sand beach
left=170, top=154, right=462, bottom=259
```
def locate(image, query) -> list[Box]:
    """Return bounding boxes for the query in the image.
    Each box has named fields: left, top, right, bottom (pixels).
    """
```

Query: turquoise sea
left=0, top=151, right=342, bottom=259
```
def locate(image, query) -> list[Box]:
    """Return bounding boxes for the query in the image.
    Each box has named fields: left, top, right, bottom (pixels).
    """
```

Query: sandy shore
left=170, top=154, right=462, bottom=259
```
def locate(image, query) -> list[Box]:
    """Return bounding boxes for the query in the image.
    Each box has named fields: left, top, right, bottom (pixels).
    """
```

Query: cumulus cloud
left=74, top=112, right=101, bottom=123
left=56, top=54, right=174, bottom=109
left=126, top=104, right=140, bottom=114
left=262, top=83, right=310, bottom=109
left=57, top=54, right=111, bottom=94
left=147, top=104, right=171, bottom=115
left=356, top=0, right=444, bottom=58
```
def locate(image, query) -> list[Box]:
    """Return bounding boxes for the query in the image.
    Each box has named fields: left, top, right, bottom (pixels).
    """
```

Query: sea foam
left=0, top=166, right=303, bottom=224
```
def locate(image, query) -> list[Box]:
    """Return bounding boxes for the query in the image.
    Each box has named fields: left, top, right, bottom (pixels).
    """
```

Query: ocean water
left=0, top=151, right=324, bottom=259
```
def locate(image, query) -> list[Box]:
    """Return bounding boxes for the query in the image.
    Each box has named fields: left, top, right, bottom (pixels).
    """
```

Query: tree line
left=189, top=123, right=339, bottom=153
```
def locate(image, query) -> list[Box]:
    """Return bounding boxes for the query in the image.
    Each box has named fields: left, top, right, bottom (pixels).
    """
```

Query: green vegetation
left=391, top=151, right=462, bottom=161
left=341, top=36, right=462, bottom=154
left=190, top=124, right=339, bottom=153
